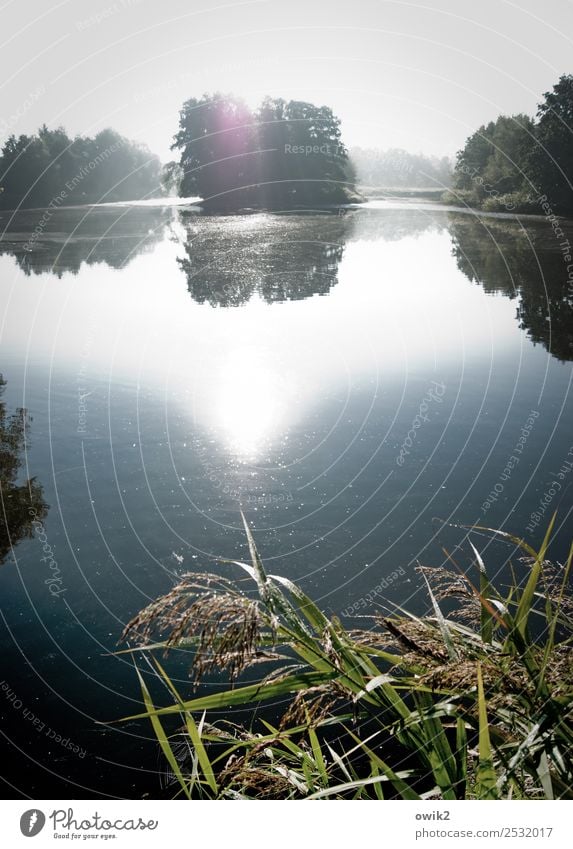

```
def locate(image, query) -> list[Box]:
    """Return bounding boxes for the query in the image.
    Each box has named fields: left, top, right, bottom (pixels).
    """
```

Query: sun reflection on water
left=213, top=347, right=291, bottom=458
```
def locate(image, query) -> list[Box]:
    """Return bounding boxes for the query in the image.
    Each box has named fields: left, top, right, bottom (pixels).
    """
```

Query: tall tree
left=528, top=74, right=573, bottom=211
left=171, top=93, right=256, bottom=205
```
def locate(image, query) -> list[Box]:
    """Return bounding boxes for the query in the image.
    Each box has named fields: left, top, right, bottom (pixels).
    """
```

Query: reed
left=118, top=513, right=573, bottom=799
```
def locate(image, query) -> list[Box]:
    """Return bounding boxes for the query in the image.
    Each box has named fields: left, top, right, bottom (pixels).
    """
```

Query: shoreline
left=1, top=193, right=572, bottom=224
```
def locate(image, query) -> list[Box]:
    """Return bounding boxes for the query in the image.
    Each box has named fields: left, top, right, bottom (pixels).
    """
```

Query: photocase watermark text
left=28, top=508, right=66, bottom=596
left=396, top=381, right=446, bottom=466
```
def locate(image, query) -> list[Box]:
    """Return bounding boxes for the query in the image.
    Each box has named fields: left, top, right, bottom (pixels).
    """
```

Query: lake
left=0, top=199, right=572, bottom=798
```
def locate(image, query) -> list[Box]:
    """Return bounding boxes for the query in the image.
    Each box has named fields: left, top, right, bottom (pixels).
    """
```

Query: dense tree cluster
left=0, top=126, right=163, bottom=210
left=529, top=75, right=573, bottom=211
left=350, top=147, right=452, bottom=190
left=449, top=74, right=573, bottom=212
left=169, top=93, right=358, bottom=209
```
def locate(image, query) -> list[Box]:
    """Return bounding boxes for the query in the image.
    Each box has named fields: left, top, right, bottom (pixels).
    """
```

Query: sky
left=1, top=0, right=573, bottom=162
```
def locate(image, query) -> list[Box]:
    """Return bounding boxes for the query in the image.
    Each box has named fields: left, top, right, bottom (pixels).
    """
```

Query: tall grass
left=117, top=513, right=573, bottom=799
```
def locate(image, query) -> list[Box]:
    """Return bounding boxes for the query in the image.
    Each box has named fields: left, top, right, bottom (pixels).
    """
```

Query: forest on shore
left=446, top=74, right=573, bottom=214
left=0, top=126, right=162, bottom=210
left=1, top=73, right=572, bottom=213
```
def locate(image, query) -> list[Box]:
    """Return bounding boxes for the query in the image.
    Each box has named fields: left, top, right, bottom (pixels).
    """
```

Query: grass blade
left=134, top=666, right=190, bottom=799
left=455, top=717, right=468, bottom=797
left=422, top=572, right=459, bottom=660
left=476, top=663, right=499, bottom=799
left=185, top=712, right=218, bottom=795
left=514, top=513, right=557, bottom=643
left=469, top=541, right=494, bottom=644
left=120, top=670, right=338, bottom=720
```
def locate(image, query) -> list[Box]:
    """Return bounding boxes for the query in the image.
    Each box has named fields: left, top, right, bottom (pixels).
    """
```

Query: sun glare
left=213, top=347, right=290, bottom=458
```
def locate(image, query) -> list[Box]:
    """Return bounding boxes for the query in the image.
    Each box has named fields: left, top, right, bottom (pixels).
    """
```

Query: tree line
left=2, top=76, right=572, bottom=213
left=0, top=95, right=358, bottom=212
left=447, top=74, right=573, bottom=213
left=0, top=126, right=162, bottom=209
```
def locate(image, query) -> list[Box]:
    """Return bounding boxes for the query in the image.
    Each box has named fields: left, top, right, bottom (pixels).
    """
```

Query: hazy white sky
left=1, top=0, right=572, bottom=162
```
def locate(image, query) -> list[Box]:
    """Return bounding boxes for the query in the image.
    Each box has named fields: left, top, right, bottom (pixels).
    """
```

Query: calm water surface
left=0, top=200, right=571, bottom=797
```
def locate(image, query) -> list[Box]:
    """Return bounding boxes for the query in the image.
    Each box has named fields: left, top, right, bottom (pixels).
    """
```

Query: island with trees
left=167, top=93, right=361, bottom=211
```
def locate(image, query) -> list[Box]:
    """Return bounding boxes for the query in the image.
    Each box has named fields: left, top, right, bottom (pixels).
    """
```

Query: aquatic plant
left=118, top=514, right=573, bottom=800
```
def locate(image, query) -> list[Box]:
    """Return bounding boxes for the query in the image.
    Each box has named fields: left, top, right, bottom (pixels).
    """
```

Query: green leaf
left=513, top=513, right=556, bottom=643
left=536, top=751, right=554, bottom=800
left=452, top=523, right=538, bottom=559
left=537, top=540, right=573, bottom=696
left=134, top=666, right=191, bottom=799
left=371, top=764, right=385, bottom=800
left=325, top=743, right=354, bottom=783
left=241, top=511, right=269, bottom=588
left=308, top=724, right=328, bottom=786
left=412, top=690, right=459, bottom=799
left=344, top=728, right=421, bottom=800
left=455, top=717, right=468, bottom=796
left=305, top=773, right=405, bottom=800
left=121, top=670, right=338, bottom=720
left=475, top=663, right=499, bottom=799
left=270, top=573, right=330, bottom=632
left=185, top=712, right=218, bottom=795
left=469, top=541, right=493, bottom=644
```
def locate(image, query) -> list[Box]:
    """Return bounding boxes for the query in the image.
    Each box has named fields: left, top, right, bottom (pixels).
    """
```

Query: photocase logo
left=20, top=810, right=46, bottom=837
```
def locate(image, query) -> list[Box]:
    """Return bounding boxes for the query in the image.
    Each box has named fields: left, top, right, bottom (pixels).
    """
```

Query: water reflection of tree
left=0, top=206, right=171, bottom=277
left=0, top=376, right=48, bottom=565
left=178, top=208, right=445, bottom=307
left=178, top=213, right=350, bottom=306
left=449, top=214, right=573, bottom=361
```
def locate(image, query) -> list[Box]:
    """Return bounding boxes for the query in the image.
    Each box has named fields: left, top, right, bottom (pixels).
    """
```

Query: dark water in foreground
left=0, top=200, right=571, bottom=798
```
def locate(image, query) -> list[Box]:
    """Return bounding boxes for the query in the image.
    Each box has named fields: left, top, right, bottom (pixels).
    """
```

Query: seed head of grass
left=122, top=572, right=268, bottom=681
